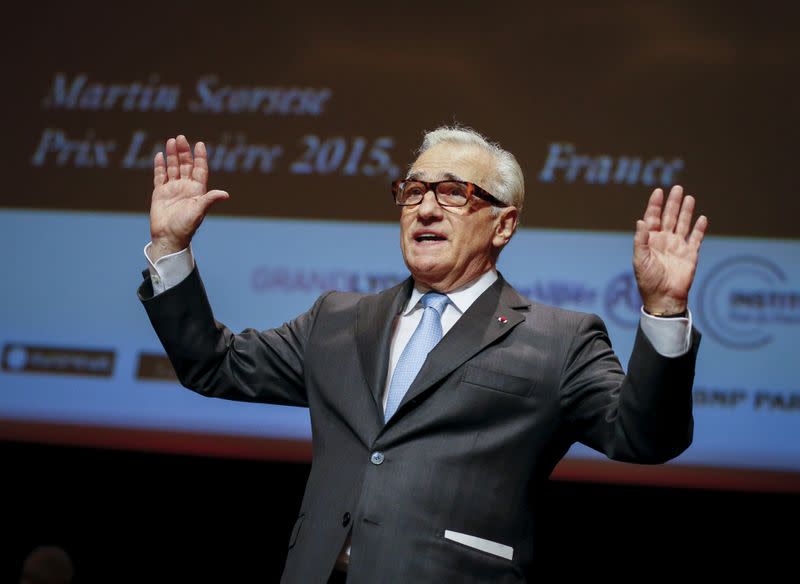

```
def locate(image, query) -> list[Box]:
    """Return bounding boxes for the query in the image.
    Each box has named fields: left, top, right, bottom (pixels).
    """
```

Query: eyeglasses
left=391, top=179, right=509, bottom=208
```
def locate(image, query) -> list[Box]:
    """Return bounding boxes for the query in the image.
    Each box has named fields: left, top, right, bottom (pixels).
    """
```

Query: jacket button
left=370, top=451, right=385, bottom=465
left=342, top=512, right=351, bottom=527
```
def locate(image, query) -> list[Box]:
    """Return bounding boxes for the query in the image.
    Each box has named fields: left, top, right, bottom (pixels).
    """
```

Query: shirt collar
left=402, top=269, right=498, bottom=316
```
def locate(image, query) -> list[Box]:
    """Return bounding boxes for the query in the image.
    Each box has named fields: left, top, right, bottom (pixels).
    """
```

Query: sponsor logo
left=603, top=271, right=642, bottom=328
left=1, top=344, right=114, bottom=377
left=135, top=353, right=178, bottom=382
left=693, top=386, right=800, bottom=412
left=251, top=267, right=406, bottom=294
left=753, top=390, right=800, bottom=412
left=693, top=386, right=748, bottom=408
left=512, top=280, right=597, bottom=307
left=697, top=256, right=800, bottom=350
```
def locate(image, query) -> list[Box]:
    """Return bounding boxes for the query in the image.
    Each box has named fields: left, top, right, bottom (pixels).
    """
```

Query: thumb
left=199, top=190, right=229, bottom=213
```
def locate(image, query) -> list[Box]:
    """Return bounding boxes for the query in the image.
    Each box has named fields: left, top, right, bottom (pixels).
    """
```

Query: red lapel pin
left=497, top=316, right=508, bottom=324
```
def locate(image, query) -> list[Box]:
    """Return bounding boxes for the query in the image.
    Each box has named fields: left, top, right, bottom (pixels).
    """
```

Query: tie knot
left=421, top=291, right=449, bottom=315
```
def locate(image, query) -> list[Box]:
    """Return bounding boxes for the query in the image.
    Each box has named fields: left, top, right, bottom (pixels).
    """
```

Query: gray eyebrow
left=405, top=171, right=465, bottom=182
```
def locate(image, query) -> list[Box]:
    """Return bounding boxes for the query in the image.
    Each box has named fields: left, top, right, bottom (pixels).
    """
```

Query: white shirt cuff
left=143, top=242, right=195, bottom=295
left=639, top=307, right=692, bottom=358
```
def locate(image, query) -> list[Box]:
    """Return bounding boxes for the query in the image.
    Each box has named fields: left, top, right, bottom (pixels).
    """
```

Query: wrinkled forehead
left=408, top=143, right=495, bottom=187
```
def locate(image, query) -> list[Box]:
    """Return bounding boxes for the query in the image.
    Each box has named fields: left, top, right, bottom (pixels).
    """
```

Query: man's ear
left=493, top=206, right=518, bottom=249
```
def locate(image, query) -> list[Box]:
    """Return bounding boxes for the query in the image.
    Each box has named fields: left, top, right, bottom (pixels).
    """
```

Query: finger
left=633, top=219, right=650, bottom=262
left=165, top=138, right=179, bottom=181
left=688, top=215, right=708, bottom=249
left=153, top=152, right=166, bottom=188
left=176, top=135, right=193, bottom=179
left=661, top=185, right=684, bottom=232
left=675, top=194, right=695, bottom=239
left=643, top=188, right=663, bottom=230
left=199, top=190, right=229, bottom=214
left=192, top=141, right=208, bottom=187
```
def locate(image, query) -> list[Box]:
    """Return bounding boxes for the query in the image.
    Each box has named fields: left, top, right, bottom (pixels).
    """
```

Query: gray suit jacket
left=139, top=267, right=699, bottom=584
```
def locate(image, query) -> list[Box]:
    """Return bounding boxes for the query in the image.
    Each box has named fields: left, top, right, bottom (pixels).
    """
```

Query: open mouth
left=414, top=233, right=447, bottom=243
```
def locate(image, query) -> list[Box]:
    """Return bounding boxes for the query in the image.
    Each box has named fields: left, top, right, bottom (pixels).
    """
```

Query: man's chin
left=407, top=261, right=451, bottom=287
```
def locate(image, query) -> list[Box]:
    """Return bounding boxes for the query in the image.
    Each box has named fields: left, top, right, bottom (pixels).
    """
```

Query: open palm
left=633, top=186, right=708, bottom=316
left=149, top=135, right=228, bottom=259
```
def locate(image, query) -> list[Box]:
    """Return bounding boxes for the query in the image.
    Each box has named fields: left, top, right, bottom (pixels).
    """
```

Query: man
left=139, top=127, right=707, bottom=583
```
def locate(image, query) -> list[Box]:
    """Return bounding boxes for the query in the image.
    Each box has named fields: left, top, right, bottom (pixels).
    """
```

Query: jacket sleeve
left=559, top=313, right=701, bottom=464
left=138, top=265, right=328, bottom=407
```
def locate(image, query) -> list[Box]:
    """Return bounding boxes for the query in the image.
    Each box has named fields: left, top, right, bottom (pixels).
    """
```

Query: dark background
left=3, top=439, right=797, bottom=582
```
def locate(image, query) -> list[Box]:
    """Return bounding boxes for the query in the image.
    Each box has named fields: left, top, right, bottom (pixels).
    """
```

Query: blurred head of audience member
left=19, top=545, right=74, bottom=584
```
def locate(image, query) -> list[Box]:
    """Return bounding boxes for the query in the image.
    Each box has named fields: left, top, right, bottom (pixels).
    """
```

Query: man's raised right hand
left=149, top=135, right=229, bottom=262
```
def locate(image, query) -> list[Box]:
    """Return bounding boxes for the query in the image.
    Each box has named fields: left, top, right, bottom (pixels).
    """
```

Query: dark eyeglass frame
left=391, top=179, right=510, bottom=208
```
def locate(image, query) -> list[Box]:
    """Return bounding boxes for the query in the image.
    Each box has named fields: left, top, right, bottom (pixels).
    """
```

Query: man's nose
left=417, top=190, right=443, bottom=219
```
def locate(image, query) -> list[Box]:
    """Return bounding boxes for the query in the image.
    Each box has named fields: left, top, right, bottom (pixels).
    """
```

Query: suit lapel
left=355, top=278, right=414, bottom=413
left=392, top=275, right=531, bottom=418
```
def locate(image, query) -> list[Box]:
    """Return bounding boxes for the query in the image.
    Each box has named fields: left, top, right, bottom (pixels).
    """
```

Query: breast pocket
left=442, top=529, right=514, bottom=560
left=461, top=365, right=535, bottom=398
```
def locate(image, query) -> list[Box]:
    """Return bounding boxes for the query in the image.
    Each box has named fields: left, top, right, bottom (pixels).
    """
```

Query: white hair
left=416, top=125, right=525, bottom=213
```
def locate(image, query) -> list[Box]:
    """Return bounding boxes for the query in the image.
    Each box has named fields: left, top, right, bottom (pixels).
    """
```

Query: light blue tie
left=384, top=292, right=450, bottom=422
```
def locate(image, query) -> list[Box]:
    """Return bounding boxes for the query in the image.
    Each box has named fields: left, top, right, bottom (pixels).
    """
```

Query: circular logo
left=604, top=271, right=642, bottom=328
left=696, top=256, right=785, bottom=350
